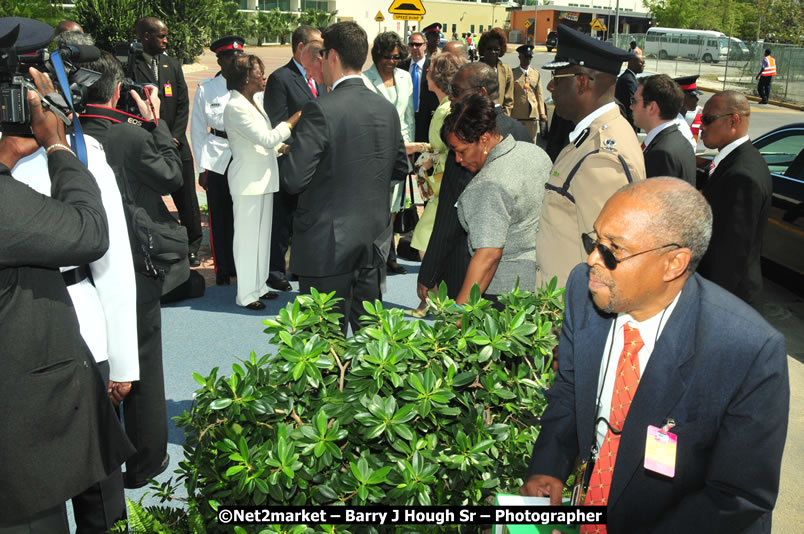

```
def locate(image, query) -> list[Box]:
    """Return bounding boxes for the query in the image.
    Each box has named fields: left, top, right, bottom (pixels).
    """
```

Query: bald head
left=615, top=178, right=712, bottom=272
left=135, top=17, right=165, bottom=40
left=55, top=20, right=83, bottom=35
left=442, top=40, right=468, bottom=60
left=713, top=90, right=751, bottom=117
left=700, top=90, right=750, bottom=148
left=627, top=54, right=645, bottom=74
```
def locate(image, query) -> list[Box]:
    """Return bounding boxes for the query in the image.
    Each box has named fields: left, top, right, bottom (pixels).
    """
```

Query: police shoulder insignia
left=602, top=138, right=617, bottom=152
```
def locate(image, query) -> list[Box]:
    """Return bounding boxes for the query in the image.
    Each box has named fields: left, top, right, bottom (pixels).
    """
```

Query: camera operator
left=0, top=47, right=133, bottom=534
left=11, top=29, right=140, bottom=531
left=78, top=50, right=183, bottom=489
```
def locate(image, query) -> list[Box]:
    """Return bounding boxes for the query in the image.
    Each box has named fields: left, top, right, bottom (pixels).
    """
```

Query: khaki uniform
left=536, top=107, right=646, bottom=288
left=495, top=60, right=515, bottom=116
left=511, top=66, right=546, bottom=142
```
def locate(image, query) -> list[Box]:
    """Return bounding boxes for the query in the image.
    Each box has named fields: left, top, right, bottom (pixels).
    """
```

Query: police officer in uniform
left=535, top=25, right=645, bottom=288
left=673, top=74, right=702, bottom=150
left=190, top=36, right=244, bottom=286
left=511, top=44, right=548, bottom=142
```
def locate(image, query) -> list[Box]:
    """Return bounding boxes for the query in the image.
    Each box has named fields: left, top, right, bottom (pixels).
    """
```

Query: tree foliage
left=114, top=281, right=565, bottom=533
left=0, top=0, right=64, bottom=27
left=644, top=0, right=804, bottom=43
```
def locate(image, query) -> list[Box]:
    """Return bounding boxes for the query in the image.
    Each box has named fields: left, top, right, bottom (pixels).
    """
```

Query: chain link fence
left=613, top=33, right=804, bottom=106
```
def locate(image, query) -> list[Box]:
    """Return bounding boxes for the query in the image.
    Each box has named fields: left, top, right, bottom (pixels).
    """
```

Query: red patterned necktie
left=307, top=76, right=318, bottom=98
left=640, top=142, right=646, bottom=151
left=708, top=161, right=716, bottom=177
left=580, top=323, right=645, bottom=534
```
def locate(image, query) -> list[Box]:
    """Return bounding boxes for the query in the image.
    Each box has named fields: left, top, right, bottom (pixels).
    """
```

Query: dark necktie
left=581, top=323, right=645, bottom=534
left=152, top=57, right=159, bottom=82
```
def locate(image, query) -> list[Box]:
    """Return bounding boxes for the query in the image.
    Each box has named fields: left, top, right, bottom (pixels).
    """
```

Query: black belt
left=62, top=264, right=92, bottom=286
left=210, top=128, right=228, bottom=139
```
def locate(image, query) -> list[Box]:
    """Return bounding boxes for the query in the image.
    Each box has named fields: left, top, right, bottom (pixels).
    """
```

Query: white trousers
left=232, top=193, right=273, bottom=306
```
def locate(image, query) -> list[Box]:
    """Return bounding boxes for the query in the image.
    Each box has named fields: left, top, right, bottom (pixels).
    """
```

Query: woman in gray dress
left=440, top=93, right=552, bottom=308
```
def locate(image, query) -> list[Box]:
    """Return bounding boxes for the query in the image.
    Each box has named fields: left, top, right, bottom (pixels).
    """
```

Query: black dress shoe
left=387, top=260, right=408, bottom=275
left=188, top=252, right=201, bottom=266
left=245, top=301, right=266, bottom=310
left=268, top=278, right=292, bottom=291
left=260, top=291, right=279, bottom=300
left=215, top=274, right=231, bottom=285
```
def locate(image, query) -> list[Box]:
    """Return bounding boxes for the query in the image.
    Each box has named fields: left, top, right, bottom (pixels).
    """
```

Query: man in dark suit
left=264, top=24, right=322, bottom=292
left=0, top=50, right=133, bottom=532
left=521, top=178, right=788, bottom=534
left=417, top=62, right=532, bottom=301
left=284, top=22, right=408, bottom=335
left=614, top=54, right=643, bottom=130
left=631, top=74, right=696, bottom=185
left=80, top=51, right=183, bottom=490
left=133, top=16, right=201, bottom=266
left=397, top=31, right=439, bottom=143
left=698, top=90, right=771, bottom=307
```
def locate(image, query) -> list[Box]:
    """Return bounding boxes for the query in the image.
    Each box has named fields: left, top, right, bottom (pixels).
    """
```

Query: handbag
left=393, top=174, right=419, bottom=234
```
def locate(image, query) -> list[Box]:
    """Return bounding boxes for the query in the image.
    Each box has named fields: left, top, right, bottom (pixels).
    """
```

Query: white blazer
left=223, top=90, right=291, bottom=196
left=363, top=64, right=415, bottom=144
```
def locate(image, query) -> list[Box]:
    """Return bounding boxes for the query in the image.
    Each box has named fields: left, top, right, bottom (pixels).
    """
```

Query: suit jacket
left=418, top=108, right=533, bottom=297
left=511, top=66, right=546, bottom=121
left=527, top=264, right=788, bottom=534
left=536, top=105, right=645, bottom=288
left=398, top=57, right=439, bottom=143
left=615, top=69, right=638, bottom=129
left=132, top=52, right=191, bottom=160
left=224, top=90, right=291, bottom=196
left=496, top=60, right=515, bottom=116
left=264, top=59, right=316, bottom=127
left=364, top=64, right=416, bottom=143
left=0, top=152, right=134, bottom=523
left=643, top=124, right=697, bottom=185
left=698, top=141, right=772, bottom=306
left=283, top=78, right=409, bottom=277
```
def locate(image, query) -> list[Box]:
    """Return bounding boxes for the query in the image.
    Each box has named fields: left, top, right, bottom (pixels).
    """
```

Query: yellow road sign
left=524, top=20, right=531, bottom=29
left=393, top=14, right=423, bottom=21
left=590, top=19, right=607, bottom=32
left=375, top=11, right=385, bottom=22
left=388, top=0, right=426, bottom=17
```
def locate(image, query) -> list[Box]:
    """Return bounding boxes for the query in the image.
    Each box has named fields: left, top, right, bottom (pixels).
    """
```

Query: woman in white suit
left=224, top=54, right=300, bottom=310
left=364, top=31, right=415, bottom=274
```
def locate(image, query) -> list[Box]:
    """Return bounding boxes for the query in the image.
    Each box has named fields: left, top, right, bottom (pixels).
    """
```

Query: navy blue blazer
left=528, top=264, right=788, bottom=533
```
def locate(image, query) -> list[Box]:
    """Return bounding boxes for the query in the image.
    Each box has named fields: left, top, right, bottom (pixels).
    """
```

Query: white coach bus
left=644, top=27, right=730, bottom=63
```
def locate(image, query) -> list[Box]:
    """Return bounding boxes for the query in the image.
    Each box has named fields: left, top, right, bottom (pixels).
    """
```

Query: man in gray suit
left=284, top=22, right=408, bottom=335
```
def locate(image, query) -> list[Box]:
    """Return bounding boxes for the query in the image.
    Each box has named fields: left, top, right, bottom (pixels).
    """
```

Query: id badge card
left=645, top=424, right=677, bottom=477
left=164, top=83, right=173, bottom=97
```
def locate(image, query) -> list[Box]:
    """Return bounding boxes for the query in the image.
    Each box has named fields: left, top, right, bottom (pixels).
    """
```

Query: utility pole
left=614, top=0, right=620, bottom=46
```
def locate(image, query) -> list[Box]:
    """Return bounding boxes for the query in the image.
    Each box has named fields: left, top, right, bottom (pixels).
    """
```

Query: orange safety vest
left=761, top=56, right=777, bottom=76
left=633, top=46, right=643, bottom=55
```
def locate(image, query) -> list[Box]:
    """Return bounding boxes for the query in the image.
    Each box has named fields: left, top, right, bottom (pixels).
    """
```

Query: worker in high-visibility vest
left=755, top=49, right=776, bottom=104
left=630, top=40, right=642, bottom=55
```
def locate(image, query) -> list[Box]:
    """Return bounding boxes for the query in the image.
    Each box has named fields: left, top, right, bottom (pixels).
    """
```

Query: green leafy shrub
left=128, top=281, right=564, bottom=533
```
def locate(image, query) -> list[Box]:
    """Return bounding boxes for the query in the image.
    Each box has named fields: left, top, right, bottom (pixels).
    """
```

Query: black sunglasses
left=582, top=232, right=680, bottom=270
left=700, top=113, right=733, bottom=125
left=382, top=55, right=402, bottom=61
left=409, top=42, right=425, bottom=47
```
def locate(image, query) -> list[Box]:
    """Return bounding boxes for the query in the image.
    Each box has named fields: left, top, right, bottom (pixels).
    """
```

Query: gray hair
left=619, top=178, right=712, bottom=272
left=53, top=31, right=95, bottom=47
left=456, top=62, right=499, bottom=100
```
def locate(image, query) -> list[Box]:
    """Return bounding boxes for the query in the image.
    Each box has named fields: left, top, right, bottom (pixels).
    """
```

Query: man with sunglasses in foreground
left=696, top=90, right=772, bottom=309
left=521, top=178, right=788, bottom=534
left=535, top=25, right=645, bottom=289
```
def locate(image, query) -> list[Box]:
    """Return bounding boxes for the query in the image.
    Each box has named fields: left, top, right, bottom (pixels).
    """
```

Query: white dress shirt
left=673, top=113, right=697, bottom=150
left=642, top=120, right=677, bottom=149
left=594, top=290, right=682, bottom=448
left=12, top=135, right=139, bottom=382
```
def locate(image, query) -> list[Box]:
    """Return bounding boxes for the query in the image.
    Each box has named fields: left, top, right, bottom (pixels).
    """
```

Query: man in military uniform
left=511, top=44, right=548, bottom=142
left=190, top=36, right=244, bottom=286
left=423, top=22, right=442, bottom=57
left=535, top=25, right=646, bottom=289
left=673, top=74, right=702, bottom=150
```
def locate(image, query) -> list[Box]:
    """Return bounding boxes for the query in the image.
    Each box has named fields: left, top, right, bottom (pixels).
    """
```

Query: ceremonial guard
left=190, top=36, right=244, bottom=286
left=536, top=25, right=645, bottom=288
left=673, top=75, right=702, bottom=150
left=511, top=44, right=548, bottom=142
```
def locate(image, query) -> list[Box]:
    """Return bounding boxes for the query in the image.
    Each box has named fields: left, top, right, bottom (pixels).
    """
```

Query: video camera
left=114, top=41, right=154, bottom=116
left=0, top=21, right=101, bottom=136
